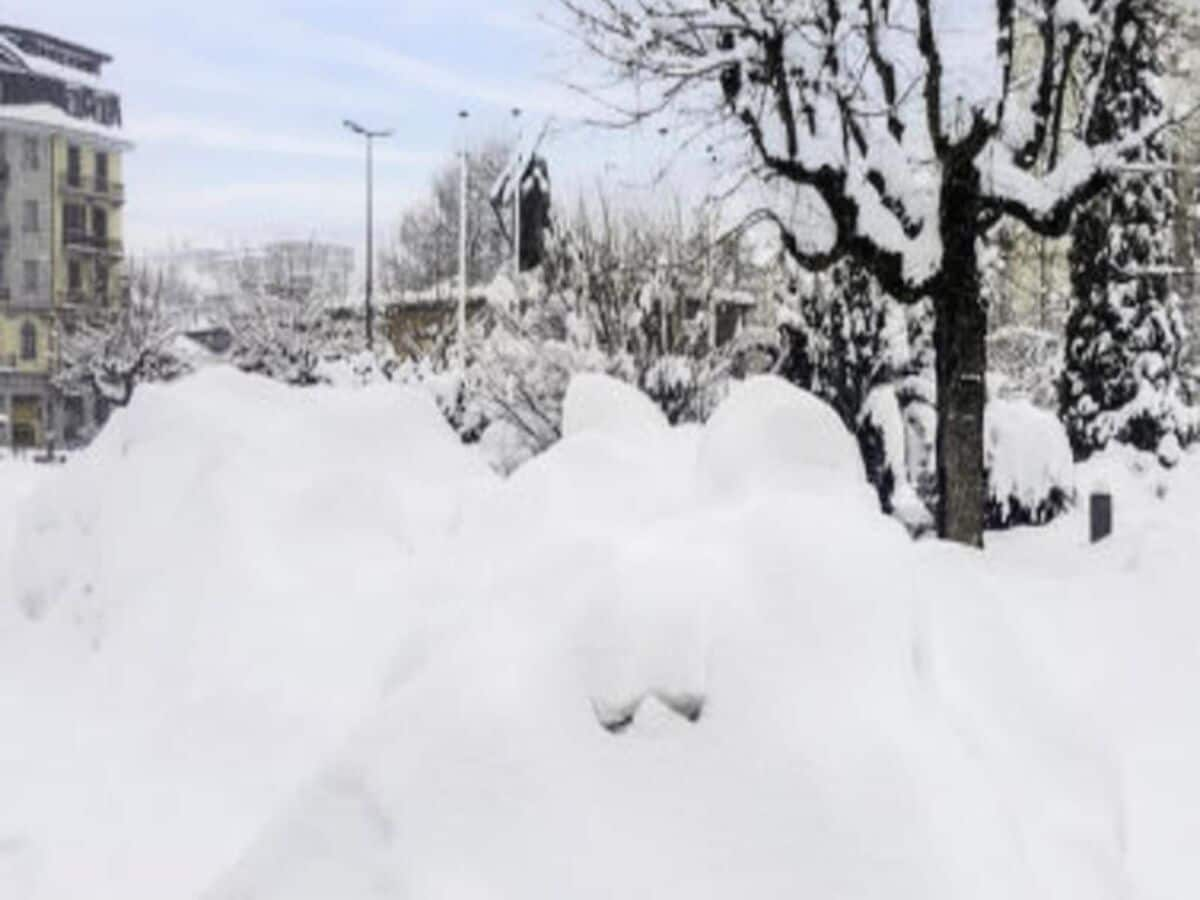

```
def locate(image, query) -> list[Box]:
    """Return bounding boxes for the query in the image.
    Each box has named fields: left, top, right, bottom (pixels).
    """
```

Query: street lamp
left=511, top=107, right=522, bottom=277
left=343, top=119, right=393, bottom=350
left=457, top=109, right=469, bottom=370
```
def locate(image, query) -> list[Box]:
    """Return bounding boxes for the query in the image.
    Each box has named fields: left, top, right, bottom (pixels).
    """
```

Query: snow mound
left=6, top=367, right=1200, bottom=900
left=2, top=366, right=495, bottom=900
left=698, top=374, right=869, bottom=503
left=985, top=399, right=1075, bottom=528
left=561, top=372, right=668, bottom=439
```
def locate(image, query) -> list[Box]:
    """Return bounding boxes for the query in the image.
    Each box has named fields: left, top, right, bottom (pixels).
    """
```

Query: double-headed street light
left=343, top=119, right=393, bottom=350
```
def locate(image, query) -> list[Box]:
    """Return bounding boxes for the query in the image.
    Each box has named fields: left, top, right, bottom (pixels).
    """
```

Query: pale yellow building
left=0, top=24, right=131, bottom=448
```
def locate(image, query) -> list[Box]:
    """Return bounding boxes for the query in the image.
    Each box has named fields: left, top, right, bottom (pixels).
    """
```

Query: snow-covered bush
left=984, top=400, right=1075, bottom=529
left=56, top=294, right=192, bottom=418
left=452, top=206, right=743, bottom=472
left=697, top=375, right=871, bottom=505
left=773, top=256, right=936, bottom=528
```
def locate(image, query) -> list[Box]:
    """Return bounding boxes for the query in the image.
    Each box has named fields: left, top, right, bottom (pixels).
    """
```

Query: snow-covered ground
left=1, top=367, right=1198, bottom=900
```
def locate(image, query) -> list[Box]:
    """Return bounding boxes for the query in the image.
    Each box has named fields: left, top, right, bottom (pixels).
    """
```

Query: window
left=95, top=262, right=109, bottom=298
left=67, top=144, right=81, bottom=186
left=95, top=151, right=109, bottom=190
left=22, top=136, right=39, bottom=170
left=23, top=260, right=38, bottom=292
left=63, top=202, right=84, bottom=240
left=20, top=322, right=36, bottom=360
left=22, top=200, right=39, bottom=233
left=69, top=259, right=82, bottom=293
left=92, top=206, right=108, bottom=240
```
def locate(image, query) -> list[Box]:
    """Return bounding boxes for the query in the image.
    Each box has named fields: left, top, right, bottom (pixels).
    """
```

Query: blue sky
left=7, top=0, right=691, bottom=257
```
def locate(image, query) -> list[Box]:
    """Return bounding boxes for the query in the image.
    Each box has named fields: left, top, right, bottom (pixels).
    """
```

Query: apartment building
left=0, top=24, right=131, bottom=449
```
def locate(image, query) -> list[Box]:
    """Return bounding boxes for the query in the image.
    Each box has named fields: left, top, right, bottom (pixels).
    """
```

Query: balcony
left=63, top=227, right=123, bottom=256
left=60, top=172, right=125, bottom=205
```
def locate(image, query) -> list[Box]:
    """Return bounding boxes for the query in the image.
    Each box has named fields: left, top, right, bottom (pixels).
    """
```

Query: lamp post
left=458, top=109, right=469, bottom=370
left=511, top=107, right=522, bottom=277
left=343, top=119, right=393, bottom=350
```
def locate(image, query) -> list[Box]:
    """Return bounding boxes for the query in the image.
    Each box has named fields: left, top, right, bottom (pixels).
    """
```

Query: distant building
left=156, top=241, right=356, bottom=311
left=0, top=24, right=132, bottom=448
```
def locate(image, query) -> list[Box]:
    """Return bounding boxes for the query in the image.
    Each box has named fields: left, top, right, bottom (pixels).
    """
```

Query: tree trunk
left=934, top=171, right=987, bottom=548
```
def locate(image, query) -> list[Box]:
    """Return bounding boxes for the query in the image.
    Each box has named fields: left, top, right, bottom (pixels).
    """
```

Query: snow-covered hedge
left=984, top=399, right=1075, bottom=529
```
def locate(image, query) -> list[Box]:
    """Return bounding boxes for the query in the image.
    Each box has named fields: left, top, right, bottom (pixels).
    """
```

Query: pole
left=458, top=112, right=469, bottom=370
left=513, top=154, right=521, bottom=275
left=511, top=108, right=522, bottom=279
left=342, top=120, right=392, bottom=352
left=365, top=135, right=374, bottom=349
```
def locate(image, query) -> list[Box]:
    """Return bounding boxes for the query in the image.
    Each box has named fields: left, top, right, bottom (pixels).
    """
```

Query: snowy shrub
left=562, top=373, right=667, bottom=439
left=451, top=207, right=744, bottom=472
left=772, top=257, right=937, bottom=528
left=775, top=257, right=916, bottom=430
left=984, top=400, right=1075, bottom=529
left=56, top=289, right=192, bottom=414
left=697, top=375, right=871, bottom=505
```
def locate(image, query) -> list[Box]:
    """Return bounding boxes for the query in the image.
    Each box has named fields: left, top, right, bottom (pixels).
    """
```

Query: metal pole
left=512, top=108, right=522, bottom=278
left=513, top=155, right=521, bottom=275
left=458, top=111, right=469, bottom=370
left=366, top=135, right=374, bottom=349
left=342, top=120, right=392, bottom=351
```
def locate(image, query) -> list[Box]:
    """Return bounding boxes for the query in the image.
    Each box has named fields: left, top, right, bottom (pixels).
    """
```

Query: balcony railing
left=60, top=172, right=125, bottom=204
left=63, top=227, right=123, bottom=255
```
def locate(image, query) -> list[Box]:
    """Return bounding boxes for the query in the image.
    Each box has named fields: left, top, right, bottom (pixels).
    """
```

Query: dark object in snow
left=1090, top=492, right=1113, bottom=544
left=593, top=691, right=704, bottom=734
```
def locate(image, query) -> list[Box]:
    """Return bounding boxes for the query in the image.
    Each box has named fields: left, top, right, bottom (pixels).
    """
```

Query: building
left=0, top=24, right=131, bottom=448
left=153, top=240, right=355, bottom=310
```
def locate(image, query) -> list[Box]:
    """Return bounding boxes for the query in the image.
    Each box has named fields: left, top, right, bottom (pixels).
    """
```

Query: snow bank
left=201, top=427, right=1121, bottom=900
left=0, top=367, right=495, bottom=900
left=4, top=370, right=1200, bottom=900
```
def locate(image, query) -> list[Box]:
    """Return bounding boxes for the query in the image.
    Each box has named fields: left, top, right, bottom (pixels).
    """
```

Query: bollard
left=1090, top=492, right=1113, bottom=543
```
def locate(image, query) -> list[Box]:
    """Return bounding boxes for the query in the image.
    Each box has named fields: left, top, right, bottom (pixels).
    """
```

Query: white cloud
left=131, top=116, right=439, bottom=165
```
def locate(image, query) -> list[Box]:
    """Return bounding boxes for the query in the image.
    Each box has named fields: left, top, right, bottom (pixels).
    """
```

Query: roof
left=0, top=103, right=131, bottom=148
left=0, top=25, right=111, bottom=68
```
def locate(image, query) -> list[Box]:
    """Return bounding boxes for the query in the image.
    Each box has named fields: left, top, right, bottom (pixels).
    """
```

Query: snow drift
left=1, top=368, right=495, bottom=900
left=2, top=368, right=1199, bottom=900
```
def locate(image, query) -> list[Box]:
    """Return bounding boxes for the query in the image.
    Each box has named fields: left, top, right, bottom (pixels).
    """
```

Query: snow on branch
left=559, top=0, right=1173, bottom=303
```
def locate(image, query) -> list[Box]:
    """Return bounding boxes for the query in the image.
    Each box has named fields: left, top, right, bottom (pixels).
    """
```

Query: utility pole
left=343, top=119, right=393, bottom=351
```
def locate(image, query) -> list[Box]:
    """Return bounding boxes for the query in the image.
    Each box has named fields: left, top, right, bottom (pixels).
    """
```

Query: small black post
left=1090, top=492, right=1113, bottom=543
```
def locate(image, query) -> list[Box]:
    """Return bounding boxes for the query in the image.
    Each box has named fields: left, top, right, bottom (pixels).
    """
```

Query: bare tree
left=380, top=139, right=514, bottom=296
left=559, top=0, right=1188, bottom=546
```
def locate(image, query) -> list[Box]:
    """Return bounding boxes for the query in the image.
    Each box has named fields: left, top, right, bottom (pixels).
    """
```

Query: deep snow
left=1, top=368, right=1198, bottom=900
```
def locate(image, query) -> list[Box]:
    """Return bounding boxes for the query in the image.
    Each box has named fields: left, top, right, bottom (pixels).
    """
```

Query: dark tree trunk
left=934, top=166, right=987, bottom=548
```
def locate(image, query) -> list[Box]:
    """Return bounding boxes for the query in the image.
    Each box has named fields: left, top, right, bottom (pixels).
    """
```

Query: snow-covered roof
left=0, top=27, right=124, bottom=143
left=21, top=50, right=102, bottom=88
left=0, top=102, right=130, bottom=147
left=0, top=25, right=110, bottom=72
